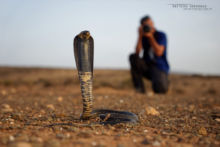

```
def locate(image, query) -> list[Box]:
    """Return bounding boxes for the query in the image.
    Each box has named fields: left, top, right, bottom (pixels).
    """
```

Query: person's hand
left=138, top=25, right=143, bottom=36
left=143, top=30, right=154, bottom=39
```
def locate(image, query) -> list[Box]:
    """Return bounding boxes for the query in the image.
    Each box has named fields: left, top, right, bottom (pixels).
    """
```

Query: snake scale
left=73, top=31, right=138, bottom=125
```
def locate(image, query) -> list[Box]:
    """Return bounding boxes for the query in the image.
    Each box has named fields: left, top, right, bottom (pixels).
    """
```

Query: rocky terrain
left=0, top=67, right=219, bottom=147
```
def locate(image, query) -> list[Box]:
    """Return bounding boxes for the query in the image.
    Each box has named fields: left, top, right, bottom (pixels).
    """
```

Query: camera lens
left=143, top=25, right=151, bottom=33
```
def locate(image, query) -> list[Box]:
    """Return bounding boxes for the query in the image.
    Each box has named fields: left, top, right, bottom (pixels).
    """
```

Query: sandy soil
left=0, top=67, right=220, bottom=147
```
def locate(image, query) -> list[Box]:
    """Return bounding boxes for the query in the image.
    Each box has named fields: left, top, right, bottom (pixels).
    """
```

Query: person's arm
left=135, top=26, right=143, bottom=55
left=144, top=32, right=165, bottom=57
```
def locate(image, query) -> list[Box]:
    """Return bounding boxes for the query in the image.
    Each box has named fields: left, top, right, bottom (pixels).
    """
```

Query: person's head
left=140, top=15, right=155, bottom=30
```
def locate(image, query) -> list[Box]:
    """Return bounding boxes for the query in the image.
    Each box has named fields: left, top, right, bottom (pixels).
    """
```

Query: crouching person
left=129, top=15, right=169, bottom=94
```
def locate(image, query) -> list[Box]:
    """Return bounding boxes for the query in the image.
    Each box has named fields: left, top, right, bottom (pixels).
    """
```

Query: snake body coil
left=74, top=31, right=138, bottom=124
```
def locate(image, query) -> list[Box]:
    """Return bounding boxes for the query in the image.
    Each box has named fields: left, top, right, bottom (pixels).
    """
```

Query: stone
left=215, top=118, right=220, bottom=122
left=199, top=127, right=207, bottom=136
left=9, top=136, right=15, bottom=142
left=91, top=141, right=97, bottom=146
left=46, top=104, right=55, bottom=110
left=57, top=97, right=63, bottom=102
left=145, top=106, right=160, bottom=116
left=2, top=104, right=13, bottom=112
left=147, top=92, right=154, bottom=97
left=152, top=141, right=160, bottom=146
left=1, top=90, right=7, bottom=96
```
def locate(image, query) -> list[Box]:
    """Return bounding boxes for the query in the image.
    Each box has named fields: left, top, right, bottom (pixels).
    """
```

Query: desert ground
left=0, top=67, right=220, bottom=147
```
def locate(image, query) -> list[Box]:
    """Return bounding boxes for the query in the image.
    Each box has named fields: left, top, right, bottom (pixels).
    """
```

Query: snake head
left=78, top=31, right=91, bottom=40
left=74, top=30, right=94, bottom=73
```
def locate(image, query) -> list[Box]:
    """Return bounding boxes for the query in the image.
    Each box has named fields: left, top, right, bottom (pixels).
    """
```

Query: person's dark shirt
left=142, top=30, right=169, bottom=73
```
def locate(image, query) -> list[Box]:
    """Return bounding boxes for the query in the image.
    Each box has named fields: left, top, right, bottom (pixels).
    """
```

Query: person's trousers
left=129, top=53, right=169, bottom=94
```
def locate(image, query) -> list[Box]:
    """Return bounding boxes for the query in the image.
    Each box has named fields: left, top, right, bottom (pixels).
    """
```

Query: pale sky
left=0, top=0, right=220, bottom=75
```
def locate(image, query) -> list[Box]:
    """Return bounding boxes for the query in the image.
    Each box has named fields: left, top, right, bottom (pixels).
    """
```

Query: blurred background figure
left=129, top=15, right=169, bottom=94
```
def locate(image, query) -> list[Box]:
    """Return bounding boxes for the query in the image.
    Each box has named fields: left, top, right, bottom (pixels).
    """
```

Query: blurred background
left=0, top=0, right=219, bottom=75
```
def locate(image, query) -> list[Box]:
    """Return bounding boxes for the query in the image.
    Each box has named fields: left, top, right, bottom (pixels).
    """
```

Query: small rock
left=11, top=88, right=16, bottom=94
left=2, top=104, right=13, bottom=112
left=192, top=116, right=197, bottom=120
left=57, top=97, right=63, bottom=102
left=9, top=136, right=15, bottom=142
left=152, top=141, right=160, bottom=146
left=30, top=137, right=43, bottom=143
left=91, top=141, right=97, bottom=146
left=119, top=99, right=124, bottom=103
left=215, top=118, right=220, bottom=122
left=56, top=134, right=65, bottom=139
left=46, top=104, right=55, bottom=110
left=1, top=90, right=7, bottom=96
left=145, top=106, right=160, bottom=116
left=189, top=105, right=195, bottom=112
left=199, top=127, right=207, bottom=136
left=147, top=92, right=154, bottom=97
left=66, top=133, right=71, bottom=138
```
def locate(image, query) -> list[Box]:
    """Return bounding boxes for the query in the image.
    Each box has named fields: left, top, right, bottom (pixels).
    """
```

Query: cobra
left=74, top=31, right=138, bottom=124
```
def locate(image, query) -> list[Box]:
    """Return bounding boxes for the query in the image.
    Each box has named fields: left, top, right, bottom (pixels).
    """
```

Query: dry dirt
left=0, top=67, right=220, bottom=147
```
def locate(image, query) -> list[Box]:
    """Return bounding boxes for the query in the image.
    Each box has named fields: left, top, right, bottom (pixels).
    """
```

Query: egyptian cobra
left=73, top=31, right=138, bottom=125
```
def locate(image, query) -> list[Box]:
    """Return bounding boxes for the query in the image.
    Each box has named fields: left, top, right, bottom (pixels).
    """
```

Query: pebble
left=56, top=134, right=65, bottom=139
left=147, top=92, right=154, bottom=97
left=2, top=104, right=13, bottom=112
left=145, top=106, right=160, bottom=116
left=192, top=116, right=197, bottom=120
left=189, top=105, right=195, bottom=112
left=30, top=137, right=43, bottom=143
left=57, top=97, right=63, bottom=102
left=91, top=141, right=97, bottom=146
left=11, top=88, right=17, bottom=94
left=9, top=136, right=15, bottom=142
left=1, top=90, right=7, bottom=96
left=215, top=118, right=220, bottom=122
left=199, top=127, right=207, bottom=136
left=46, top=104, right=55, bottom=110
left=152, top=141, right=160, bottom=146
